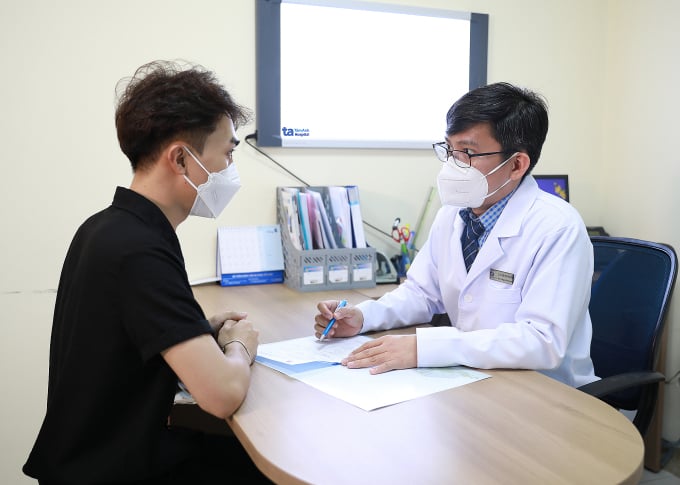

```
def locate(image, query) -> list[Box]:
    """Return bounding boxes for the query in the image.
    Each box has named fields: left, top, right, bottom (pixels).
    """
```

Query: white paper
left=256, top=335, right=490, bottom=411
left=295, top=364, right=490, bottom=411
left=257, top=335, right=373, bottom=365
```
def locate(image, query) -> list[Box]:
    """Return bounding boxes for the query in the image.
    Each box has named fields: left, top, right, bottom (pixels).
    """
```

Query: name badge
left=490, top=268, right=514, bottom=285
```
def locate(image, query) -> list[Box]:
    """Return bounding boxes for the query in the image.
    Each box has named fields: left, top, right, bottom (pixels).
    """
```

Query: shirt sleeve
left=120, top=243, right=211, bottom=362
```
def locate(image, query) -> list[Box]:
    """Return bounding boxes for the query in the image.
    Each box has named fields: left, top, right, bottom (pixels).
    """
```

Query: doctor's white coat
left=357, top=176, right=597, bottom=387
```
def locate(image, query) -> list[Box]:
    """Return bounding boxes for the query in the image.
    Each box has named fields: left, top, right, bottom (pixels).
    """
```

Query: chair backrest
left=589, top=236, right=677, bottom=410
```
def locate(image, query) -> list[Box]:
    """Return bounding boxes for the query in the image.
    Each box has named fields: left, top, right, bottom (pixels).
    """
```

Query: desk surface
left=192, top=283, right=643, bottom=485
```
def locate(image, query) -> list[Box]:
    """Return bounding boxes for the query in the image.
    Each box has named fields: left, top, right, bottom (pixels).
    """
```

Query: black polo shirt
left=24, top=187, right=213, bottom=484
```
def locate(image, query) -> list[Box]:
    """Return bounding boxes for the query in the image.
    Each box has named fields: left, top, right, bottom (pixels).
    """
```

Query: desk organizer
left=276, top=187, right=376, bottom=292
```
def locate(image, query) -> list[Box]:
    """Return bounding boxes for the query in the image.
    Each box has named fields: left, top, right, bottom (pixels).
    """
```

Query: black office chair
left=578, top=236, right=678, bottom=438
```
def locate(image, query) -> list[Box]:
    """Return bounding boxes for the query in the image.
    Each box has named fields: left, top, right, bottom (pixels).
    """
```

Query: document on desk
left=255, top=335, right=372, bottom=375
left=255, top=336, right=490, bottom=411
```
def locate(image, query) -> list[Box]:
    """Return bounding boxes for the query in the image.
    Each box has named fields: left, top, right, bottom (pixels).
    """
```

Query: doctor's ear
left=511, top=152, right=531, bottom=178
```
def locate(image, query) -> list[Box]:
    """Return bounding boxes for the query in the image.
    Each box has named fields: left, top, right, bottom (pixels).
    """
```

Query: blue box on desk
left=220, top=270, right=284, bottom=287
left=217, top=225, right=285, bottom=287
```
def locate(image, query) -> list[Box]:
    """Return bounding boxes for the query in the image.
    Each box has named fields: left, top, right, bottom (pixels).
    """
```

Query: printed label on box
left=353, top=262, right=373, bottom=282
left=303, top=265, right=324, bottom=285
left=328, top=264, right=349, bottom=283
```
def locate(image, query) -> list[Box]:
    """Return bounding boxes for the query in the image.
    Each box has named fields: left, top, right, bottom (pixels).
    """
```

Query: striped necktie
left=460, top=209, right=485, bottom=272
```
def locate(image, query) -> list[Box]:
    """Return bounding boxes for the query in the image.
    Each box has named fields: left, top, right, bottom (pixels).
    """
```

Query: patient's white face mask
left=436, top=153, right=516, bottom=208
left=183, top=147, right=241, bottom=218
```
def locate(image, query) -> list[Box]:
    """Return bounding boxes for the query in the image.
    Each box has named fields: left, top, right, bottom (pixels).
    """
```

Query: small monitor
left=534, top=174, right=569, bottom=202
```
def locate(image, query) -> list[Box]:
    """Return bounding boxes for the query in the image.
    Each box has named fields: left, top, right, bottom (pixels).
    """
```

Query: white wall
left=1, top=0, right=679, bottom=483
left=602, top=0, right=680, bottom=443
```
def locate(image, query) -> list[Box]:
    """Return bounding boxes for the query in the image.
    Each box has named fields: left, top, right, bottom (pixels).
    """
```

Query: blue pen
left=319, top=299, right=347, bottom=341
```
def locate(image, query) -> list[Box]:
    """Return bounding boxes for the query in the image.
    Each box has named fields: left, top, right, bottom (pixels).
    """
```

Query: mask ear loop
left=484, top=152, right=518, bottom=177
left=182, top=147, right=211, bottom=190
left=483, top=152, right=519, bottom=199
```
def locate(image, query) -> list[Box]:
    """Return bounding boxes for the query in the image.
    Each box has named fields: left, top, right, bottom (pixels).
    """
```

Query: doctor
left=314, top=82, right=596, bottom=387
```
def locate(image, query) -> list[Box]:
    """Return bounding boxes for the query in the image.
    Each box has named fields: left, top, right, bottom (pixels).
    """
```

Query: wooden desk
left=191, top=283, right=644, bottom=485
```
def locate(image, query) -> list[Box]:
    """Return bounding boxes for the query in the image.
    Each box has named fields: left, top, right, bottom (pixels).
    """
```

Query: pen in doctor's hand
left=319, top=299, right=347, bottom=341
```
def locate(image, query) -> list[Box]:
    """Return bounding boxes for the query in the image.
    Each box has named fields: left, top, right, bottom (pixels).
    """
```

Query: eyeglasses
left=432, top=142, right=507, bottom=169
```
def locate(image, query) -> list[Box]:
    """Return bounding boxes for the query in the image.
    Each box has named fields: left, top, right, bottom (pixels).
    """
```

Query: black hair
left=115, top=60, right=251, bottom=171
left=446, top=82, right=548, bottom=172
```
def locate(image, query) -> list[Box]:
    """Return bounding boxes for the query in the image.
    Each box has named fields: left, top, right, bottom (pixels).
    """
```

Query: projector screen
left=256, top=0, right=488, bottom=149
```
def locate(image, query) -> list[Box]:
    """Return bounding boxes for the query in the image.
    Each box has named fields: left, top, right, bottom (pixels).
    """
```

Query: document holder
left=276, top=187, right=376, bottom=292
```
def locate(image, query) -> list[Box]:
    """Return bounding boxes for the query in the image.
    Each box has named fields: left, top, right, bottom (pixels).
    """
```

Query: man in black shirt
left=24, top=60, right=271, bottom=484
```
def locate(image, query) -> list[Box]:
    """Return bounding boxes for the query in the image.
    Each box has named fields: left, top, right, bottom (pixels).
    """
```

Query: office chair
left=578, top=236, right=678, bottom=438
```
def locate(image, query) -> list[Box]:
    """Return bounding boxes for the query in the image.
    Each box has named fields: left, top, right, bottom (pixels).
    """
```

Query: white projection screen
left=256, top=0, right=488, bottom=149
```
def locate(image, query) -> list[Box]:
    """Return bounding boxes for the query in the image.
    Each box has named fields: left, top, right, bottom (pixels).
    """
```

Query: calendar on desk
left=217, top=225, right=285, bottom=286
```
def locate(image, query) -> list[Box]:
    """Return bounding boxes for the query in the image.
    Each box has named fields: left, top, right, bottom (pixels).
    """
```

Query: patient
left=23, top=60, right=272, bottom=484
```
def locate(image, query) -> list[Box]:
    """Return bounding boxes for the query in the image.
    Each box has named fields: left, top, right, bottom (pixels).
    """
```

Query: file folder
left=276, top=186, right=376, bottom=291
left=346, top=185, right=367, bottom=248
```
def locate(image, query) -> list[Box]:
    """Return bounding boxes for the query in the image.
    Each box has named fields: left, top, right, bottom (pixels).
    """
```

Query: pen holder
left=276, top=187, right=376, bottom=292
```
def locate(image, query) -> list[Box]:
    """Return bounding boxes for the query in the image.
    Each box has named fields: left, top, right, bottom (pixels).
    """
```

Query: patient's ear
left=166, top=144, right=186, bottom=174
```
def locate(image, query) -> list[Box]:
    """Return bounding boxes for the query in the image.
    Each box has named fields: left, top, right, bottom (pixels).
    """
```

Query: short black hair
left=115, top=60, right=251, bottom=171
left=446, top=82, right=548, bottom=172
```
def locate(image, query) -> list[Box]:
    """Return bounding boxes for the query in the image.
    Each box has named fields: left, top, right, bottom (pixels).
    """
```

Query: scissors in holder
left=392, top=217, right=411, bottom=275
left=391, top=218, right=411, bottom=245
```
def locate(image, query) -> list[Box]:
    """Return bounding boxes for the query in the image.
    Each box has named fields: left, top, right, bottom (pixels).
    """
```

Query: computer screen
left=534, top=174, right=569, bottom=202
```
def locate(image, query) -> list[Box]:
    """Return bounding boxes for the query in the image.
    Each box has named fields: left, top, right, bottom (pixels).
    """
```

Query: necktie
left=460, top=209, right=485, bottom=272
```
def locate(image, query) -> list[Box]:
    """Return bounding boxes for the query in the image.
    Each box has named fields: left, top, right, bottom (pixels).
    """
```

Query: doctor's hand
left=314, top=300, right=364, bottom=340
left=342, top=335, right=417, bottom=375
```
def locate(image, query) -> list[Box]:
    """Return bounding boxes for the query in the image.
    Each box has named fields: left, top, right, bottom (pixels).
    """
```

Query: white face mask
left=183, top=148, right=241, bottom=218
left=436, top=153, right=516, bottom=208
